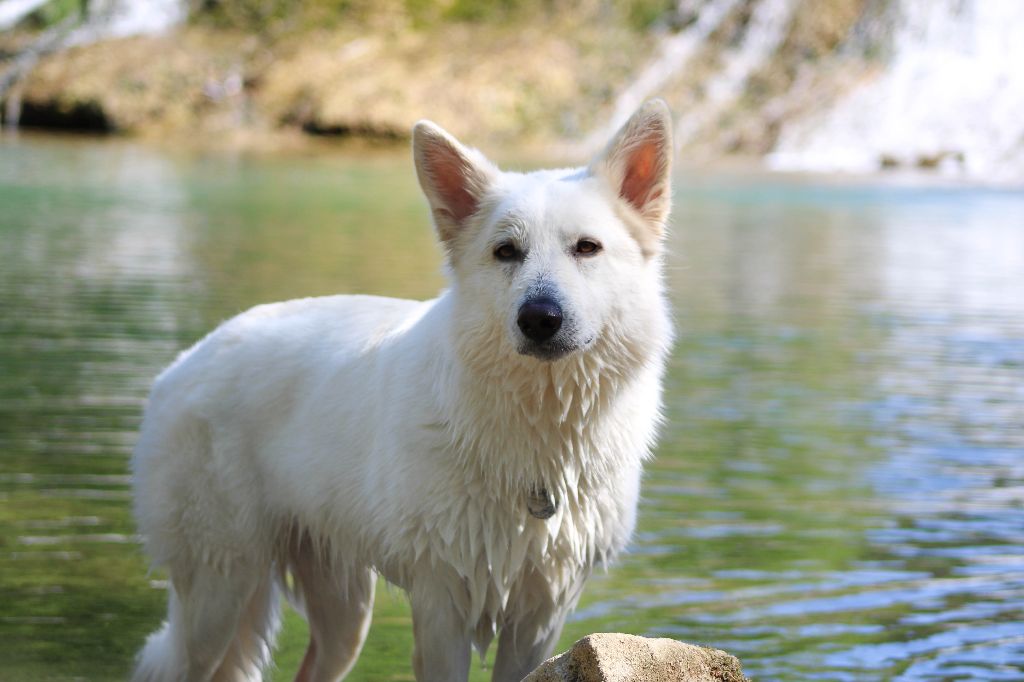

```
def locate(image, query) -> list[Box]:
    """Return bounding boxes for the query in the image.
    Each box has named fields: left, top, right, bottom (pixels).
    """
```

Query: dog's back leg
left=183, top=562, right=270, bottom=682
left=289, top=537, right=376, bottom=682
left=211, top=569, right=282, bottom=682
left=135, top=560, right=268, bottom=682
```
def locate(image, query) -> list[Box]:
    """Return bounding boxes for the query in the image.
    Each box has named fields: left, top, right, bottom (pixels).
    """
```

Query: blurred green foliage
left=192, top=0, right=678, bottom=31
left=622, top=0, right=676, bottom=29
left=23, top=0, right=83, bottom=28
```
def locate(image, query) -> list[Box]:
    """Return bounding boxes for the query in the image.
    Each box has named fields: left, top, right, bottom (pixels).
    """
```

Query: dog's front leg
left=409, top=582, right=472, bottom=681
left=490, top=607, right=569, bottom=682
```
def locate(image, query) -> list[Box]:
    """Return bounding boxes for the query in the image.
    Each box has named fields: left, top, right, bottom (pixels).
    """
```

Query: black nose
left=517, top=298, right=563, bottom=343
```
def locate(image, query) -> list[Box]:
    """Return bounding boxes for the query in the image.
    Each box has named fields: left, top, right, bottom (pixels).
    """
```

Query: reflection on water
left=1, top=136, right=1022, bottom=680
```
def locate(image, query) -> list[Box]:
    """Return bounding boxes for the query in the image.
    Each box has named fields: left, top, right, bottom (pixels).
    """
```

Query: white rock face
left=769, top=0, right=1024, bottom=182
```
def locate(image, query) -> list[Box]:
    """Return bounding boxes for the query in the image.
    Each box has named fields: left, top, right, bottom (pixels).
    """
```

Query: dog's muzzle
left=517, top=297, right=562, bottom=343
left=516, top=296, right=579, bottom=360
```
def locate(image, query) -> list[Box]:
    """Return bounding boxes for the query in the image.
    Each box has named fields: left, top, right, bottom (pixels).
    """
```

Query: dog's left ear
left=412, top=121, right=498, bottom=251
left=590, top=99, right=673, bottom=257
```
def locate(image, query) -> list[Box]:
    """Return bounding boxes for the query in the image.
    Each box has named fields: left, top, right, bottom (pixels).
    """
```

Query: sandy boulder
left=522, top=633, right=749, bottom=682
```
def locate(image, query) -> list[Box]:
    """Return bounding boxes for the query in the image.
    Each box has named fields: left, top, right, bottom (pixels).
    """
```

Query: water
left=0, top=0, right=50, bottom=31
left=1, top=135, right=1022, bottom=680
left=69, top=0, right=186, bottom=45
left=0, top=0, right=184, bottom=43
left=593, top=0, right=1024, bottom=182
left=673, top=0, right=796, bottom=146
left=588, top=0, right=798, bottom=152
left=770, top=0, right=1024, bottom=181
left=583, top=0, right=742, bottom=150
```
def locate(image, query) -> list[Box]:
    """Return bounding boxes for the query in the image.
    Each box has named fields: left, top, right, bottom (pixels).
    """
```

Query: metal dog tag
left=527, top=486, right=557, bottom=519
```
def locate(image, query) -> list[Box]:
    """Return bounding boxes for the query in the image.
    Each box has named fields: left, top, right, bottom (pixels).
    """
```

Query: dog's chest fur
left=376, top=340, right=656, bottom=649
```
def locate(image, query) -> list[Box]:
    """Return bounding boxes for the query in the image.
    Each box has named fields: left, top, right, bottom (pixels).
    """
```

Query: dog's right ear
left=590, top=100, right=673, bottom=259
left=412, top=121, right=498, bottom=248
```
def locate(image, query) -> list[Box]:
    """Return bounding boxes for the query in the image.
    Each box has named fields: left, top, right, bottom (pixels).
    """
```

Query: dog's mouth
left=517, top=335, right=596, bottom=361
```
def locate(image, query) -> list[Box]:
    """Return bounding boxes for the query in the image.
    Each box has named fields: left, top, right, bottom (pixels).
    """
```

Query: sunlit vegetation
left=191, top=0, right=680, bottom=31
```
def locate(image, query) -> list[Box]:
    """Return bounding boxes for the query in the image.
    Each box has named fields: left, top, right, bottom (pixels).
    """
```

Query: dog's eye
left=494, top=243, right=521, bottom=262
left=575, top=239, right=602, bottom=256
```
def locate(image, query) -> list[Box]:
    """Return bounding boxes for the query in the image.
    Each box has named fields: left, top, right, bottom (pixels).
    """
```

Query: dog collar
left=527, top=486, right=557, bottom=519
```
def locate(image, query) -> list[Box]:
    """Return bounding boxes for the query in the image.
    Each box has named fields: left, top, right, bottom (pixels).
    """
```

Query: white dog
left=132, top=100, right=674, bottom=682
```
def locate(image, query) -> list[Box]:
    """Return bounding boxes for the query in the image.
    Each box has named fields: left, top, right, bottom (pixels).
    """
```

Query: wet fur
left=131, top=101, right=674, bottom=682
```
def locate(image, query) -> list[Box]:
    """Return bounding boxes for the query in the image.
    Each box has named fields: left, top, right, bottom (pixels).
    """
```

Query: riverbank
left=0, top=1, right=870, bottom=155
left=2, top=13, right=651, bottom=149
left=7, top=0, right=1021, bottom=182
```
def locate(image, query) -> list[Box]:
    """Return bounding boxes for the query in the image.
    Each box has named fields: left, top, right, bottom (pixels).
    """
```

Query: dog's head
left=413, top=101, right=672, bottom=363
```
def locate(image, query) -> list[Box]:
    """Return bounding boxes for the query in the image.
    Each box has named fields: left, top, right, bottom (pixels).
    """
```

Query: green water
left=1, top=134, right=1022, bottom=681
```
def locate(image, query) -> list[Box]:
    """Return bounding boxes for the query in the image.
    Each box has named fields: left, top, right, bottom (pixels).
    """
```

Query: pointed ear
left=412, top=120, right=498, bottom=247
left=590, top=99, right=673, bottom=255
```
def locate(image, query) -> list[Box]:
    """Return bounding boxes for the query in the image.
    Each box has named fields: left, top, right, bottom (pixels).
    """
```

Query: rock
left=522, top=633, right=749, bottom=682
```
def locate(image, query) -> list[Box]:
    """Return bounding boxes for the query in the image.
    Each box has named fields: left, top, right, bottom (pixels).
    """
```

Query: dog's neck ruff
left=447, top=324, right=651, bottom=484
